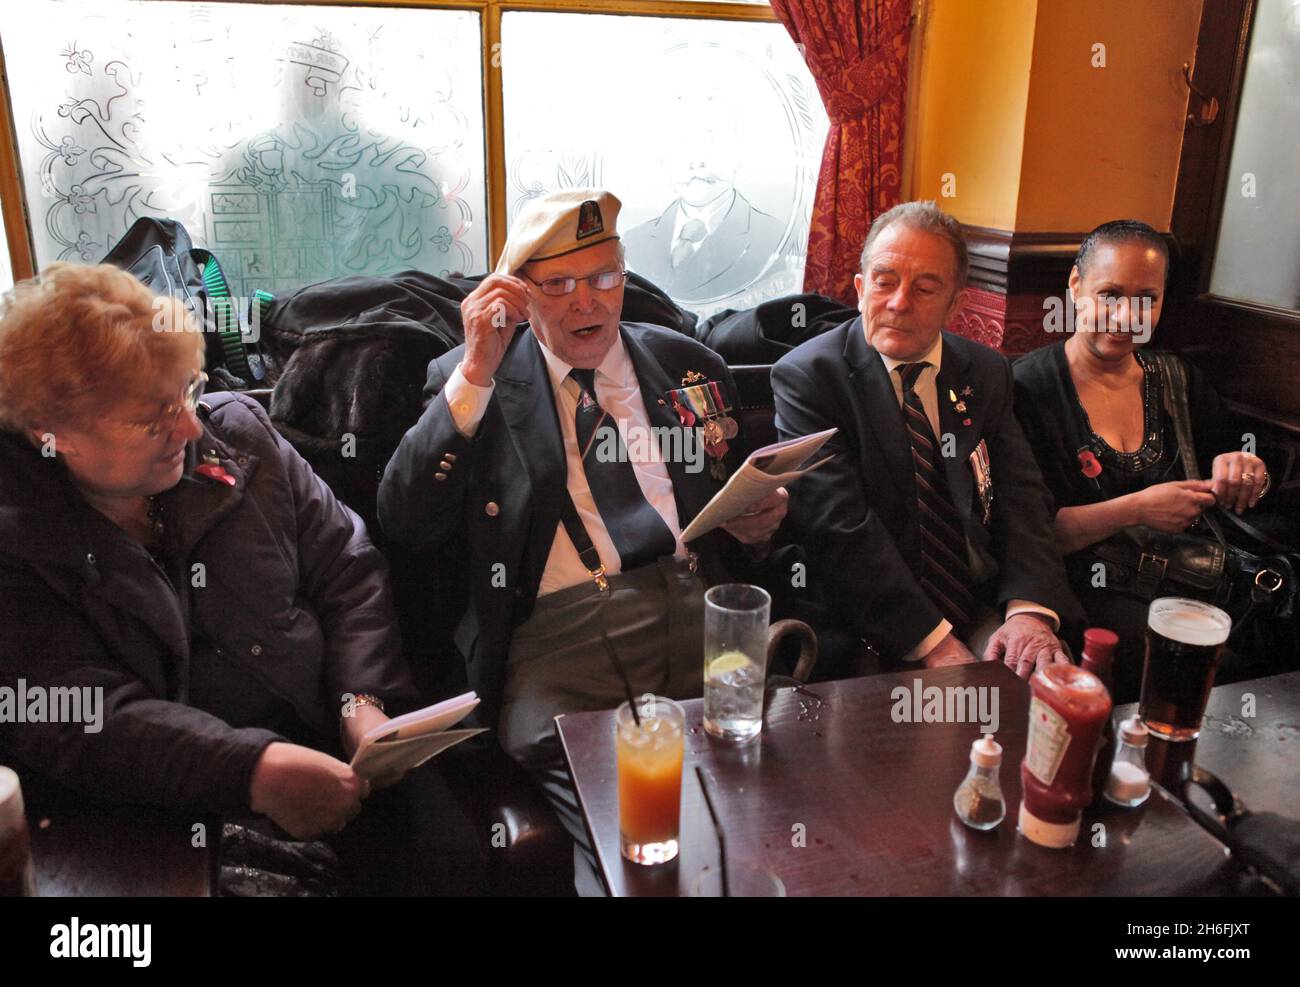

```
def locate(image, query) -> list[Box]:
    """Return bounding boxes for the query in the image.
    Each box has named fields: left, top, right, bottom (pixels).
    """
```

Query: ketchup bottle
left=1080, top=628, right=1119, bottom=806
left=1019, top=663, right=1112, bottom=848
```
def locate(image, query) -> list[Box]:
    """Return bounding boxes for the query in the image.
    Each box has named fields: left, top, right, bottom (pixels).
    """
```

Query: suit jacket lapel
left=493, top=330, right=566, bottom=529
left=936, top=336, right=977, bottom=528
left=844, top=320, right=914, bottom=504
left=621, top=327, right=717, bottom=522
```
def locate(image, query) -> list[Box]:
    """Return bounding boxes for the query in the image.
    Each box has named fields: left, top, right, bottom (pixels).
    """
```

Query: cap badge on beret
left=576, top=200, right=604, bottom=241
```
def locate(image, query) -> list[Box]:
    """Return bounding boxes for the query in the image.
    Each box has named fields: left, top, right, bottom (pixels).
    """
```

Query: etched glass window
left=0, top=1, right=487, bottom=294
left=1208, top=0, right=1300, bottom=310
left=501, top=12, right=827, bottom=320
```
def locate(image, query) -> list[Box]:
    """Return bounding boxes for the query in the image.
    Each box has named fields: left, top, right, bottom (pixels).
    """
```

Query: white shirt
left=870, top=330, right=1058, bottom=659
left=442, top=332, right=684, bottom=597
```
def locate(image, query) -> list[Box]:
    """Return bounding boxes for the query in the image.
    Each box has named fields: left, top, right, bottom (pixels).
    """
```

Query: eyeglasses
left=524, top=270, right=628, bottom=297
left=106, top=371, right=208, bottom=438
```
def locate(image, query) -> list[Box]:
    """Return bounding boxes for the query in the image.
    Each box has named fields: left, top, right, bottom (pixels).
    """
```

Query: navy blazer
left=378, top=323, right=749, bottom=720
left=772, top=317, right=1081, bottom=663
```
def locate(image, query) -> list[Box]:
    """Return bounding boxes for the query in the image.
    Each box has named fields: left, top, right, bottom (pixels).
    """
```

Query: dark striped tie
left=897, top=362, right=975, bottom=629
left=569, top=368, right=677, bottom=571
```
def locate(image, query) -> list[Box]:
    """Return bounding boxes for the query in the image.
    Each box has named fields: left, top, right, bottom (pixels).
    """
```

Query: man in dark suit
left=772, top=201, right=1080, bottom=678
left=378, top=189, right=786, bottom=888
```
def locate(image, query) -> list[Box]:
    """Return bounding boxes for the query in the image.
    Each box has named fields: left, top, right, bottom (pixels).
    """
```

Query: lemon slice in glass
left=708, top=652, right=752, bottom=678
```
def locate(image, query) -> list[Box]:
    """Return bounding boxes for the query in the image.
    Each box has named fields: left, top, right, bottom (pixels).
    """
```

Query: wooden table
left=1117, top=669, right=1300, bottom=819
left=29, top=799, right=215, bottom=897
left=556, top=662, right=1246, bottom=896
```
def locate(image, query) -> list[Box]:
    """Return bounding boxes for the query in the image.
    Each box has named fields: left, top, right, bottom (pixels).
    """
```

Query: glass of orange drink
left=617, top=695, right=685, bottom=865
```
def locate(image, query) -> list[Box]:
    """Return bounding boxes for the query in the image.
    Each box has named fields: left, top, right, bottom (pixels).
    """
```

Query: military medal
left=665, top=373, right=735, bottom=463
left=968, top=439, right=993, bottom=525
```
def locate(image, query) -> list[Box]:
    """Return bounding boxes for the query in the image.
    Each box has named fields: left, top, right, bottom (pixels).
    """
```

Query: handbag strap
left=1155, top=352, right=1297, bottom=556
left=1154, top=352, right=1200, bottom=480
left=1154, top=352, right=1229, bottom=548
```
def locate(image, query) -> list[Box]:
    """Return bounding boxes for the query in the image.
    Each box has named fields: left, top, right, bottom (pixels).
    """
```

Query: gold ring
left=1242, top=471, right=1255, bottom=484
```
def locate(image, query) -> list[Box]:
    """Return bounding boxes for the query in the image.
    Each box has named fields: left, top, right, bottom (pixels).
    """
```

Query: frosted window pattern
left=501, top=13, right=828, bottom=320
left=0, top=1, right=487, bottom=294
left=1209, top=0, right=1300, bottom=310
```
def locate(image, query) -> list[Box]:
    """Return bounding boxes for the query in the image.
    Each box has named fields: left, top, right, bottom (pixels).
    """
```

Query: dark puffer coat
left=0, top=393, right=413, bottom=813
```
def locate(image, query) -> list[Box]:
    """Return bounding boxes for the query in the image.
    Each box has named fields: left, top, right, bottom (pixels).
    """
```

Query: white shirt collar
left=672, top=188, right=736, bottom=243
left=874, top=331, right=945, bottom=379
left=535, top=328, right=631, bottom=396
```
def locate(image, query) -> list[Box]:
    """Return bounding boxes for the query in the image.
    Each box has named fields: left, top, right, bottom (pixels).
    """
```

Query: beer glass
left=1138, top=597, right=1232, bottom=741
left=617, top=695, right=685, bottom=865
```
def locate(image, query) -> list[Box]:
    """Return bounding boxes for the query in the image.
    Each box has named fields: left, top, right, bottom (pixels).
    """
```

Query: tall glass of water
left=703, top=584, right=770, bottom=743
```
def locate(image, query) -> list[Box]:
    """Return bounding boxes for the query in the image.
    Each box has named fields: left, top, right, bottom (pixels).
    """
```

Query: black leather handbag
left=1083, top=354, right=1296, bottom=634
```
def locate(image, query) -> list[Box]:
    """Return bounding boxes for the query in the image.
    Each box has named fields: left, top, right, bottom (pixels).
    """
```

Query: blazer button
left=435, top=472, right=448, bottom=481
left=439, top=460, right=453, bottom=471
left=444, top=452, right=457, bottom=462
left=485, top=501, right=500, bottom=517
left=250, top=643, right=264, bottom=657
left=85, top=553, right=96, bottom=566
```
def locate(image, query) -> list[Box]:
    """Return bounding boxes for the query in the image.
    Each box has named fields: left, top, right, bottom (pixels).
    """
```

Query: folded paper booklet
left=349, top=691, right=486, bottom=782
left=681, top=427, right=838, bottom=542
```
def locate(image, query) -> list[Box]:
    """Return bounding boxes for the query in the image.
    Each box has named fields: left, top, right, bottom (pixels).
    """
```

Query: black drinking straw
left=695, top=765, right=730, bottom=897
left=601, top=630, right=640, bottom=726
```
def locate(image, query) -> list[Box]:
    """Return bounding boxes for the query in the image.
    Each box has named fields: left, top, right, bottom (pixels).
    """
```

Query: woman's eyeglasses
left=524, top=270, right=628, bottom=297
left=107, top=371, right=208, bottom=438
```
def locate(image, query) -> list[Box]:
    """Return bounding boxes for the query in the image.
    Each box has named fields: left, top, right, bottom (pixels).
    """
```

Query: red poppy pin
left=196, top=451, right=237, bottom=487
left=1077, top=449, right=1103, bottom=479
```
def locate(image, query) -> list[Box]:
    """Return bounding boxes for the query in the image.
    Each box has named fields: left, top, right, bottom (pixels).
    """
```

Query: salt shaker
left=953, top=734, right=1006, bottom=830
left=1104, top=716, right=1151, bottom=808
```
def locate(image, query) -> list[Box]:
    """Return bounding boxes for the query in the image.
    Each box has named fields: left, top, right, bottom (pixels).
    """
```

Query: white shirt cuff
left=1005, top=601, right=1059, bottom=631
left=903, top=620, right=952, bottom=662
left=444, top=362, right=495, bottom=438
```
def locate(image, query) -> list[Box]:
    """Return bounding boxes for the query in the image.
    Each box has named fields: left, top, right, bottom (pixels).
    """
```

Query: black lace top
left=1072, top=351, right=1181, bottom=496
left=1012, top=340, right=1234, bottom=513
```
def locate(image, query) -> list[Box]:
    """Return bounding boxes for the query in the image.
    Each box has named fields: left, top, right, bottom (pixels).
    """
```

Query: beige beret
left=494, top=188, right=621, bottom=275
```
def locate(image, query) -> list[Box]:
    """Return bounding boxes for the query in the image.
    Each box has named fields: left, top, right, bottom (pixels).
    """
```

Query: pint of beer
left=0, top=766, right=36, bottom=896
left=1138, top=598, right=1232, bottom=742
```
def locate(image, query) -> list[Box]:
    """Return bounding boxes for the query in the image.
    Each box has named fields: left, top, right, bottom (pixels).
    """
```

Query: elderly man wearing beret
left=379, top=188, right=788, bottom=891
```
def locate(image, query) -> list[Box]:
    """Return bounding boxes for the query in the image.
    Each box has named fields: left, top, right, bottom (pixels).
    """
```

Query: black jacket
left=0, top=394, right=413, bottom=814
left=772, top=319, right=1082, bottom=664
left=377, top=323, right=752, bottom=721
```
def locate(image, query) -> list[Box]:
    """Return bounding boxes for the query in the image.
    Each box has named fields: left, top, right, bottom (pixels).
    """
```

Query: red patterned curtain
left=771, top=0, right=912, bottom=304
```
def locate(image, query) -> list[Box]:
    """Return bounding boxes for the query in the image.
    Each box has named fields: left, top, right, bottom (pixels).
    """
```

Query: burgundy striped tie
left=897, top=362, right=975, bottom=629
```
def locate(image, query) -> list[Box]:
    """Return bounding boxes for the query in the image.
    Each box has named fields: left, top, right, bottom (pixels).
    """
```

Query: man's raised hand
left=460, top=274, right=531, bottom=386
